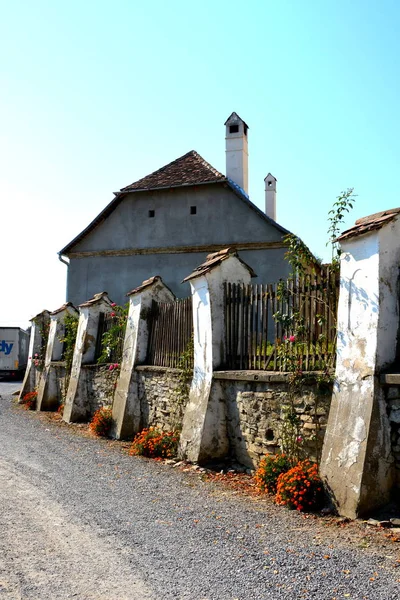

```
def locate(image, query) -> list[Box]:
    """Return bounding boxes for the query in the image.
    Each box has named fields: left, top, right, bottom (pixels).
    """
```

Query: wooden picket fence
left=224, top=268, right=339, bottom=371
left=146, top=297, right=193, bottom=368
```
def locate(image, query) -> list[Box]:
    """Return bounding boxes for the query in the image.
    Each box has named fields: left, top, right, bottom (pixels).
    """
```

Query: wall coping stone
left=82, top=363, right=112, bottom=370
left=213, top=370, right=329, bottom=383
left=135, top=365, right=182, bottom=375
left=381, top=373, right=400, bottom=385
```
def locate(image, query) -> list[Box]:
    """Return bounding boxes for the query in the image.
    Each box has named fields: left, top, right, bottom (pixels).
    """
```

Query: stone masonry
left=213, top=373, right=332, bottom=469
left=82, top=365, right=119, bottom=417
left=48, top=362, right=68, bottom=407
left=385, top=385, right=400, bottom=487
left=136, top=366, right=190, bottom=432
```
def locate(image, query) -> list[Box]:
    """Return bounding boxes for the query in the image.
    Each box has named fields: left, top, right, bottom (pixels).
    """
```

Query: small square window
left=190, top=206, right=197, bottom=215
left=229, top=124, right=239, bottom=134
left=148, top=209, right=155, bottom=218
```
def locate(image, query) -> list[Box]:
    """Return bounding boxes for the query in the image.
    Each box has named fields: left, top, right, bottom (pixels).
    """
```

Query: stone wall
left=29, top=365, right=43, bottom=392
left=136, top=366, right=189, bottom=432
left=82, top=365, right=119, bottom=416
left=213, top=372, right=332, bottom=469
left=49, top=362, right=68, bottom=406
left=385, top=385, right=400, bottom=486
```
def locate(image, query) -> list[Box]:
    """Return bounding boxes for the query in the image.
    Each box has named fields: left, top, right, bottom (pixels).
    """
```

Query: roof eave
left=225, top=180, right=290, bottom=236
left=118, top=179, right=225, bottom=195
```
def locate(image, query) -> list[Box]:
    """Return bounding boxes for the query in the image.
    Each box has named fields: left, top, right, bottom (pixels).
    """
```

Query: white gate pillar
left=36, top=303, right=78, bottom=411
left=63, top=292, right=113, bottom=423
left=321, top=209, right=400, bottom=518
left=111, top=277, right=175, bottom=440
left=178, top=249, right=254, bottom=463
left=19, top=310, right=50, bottom=401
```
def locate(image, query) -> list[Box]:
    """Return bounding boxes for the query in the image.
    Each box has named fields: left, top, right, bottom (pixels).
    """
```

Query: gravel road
left=0, top=385, right=399, bottom=600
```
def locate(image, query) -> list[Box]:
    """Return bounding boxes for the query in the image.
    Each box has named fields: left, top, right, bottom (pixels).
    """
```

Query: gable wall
left=70, top=184, right=284, bottom=253
left=67, top=247, right=289, bottom=306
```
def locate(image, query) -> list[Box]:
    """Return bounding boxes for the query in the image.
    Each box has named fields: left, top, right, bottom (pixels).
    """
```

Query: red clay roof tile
left=120, top=151, right=225, bottom=192
left=183, top=248, right=256, bottom=282
left=337, top=207, right=400, bottom=242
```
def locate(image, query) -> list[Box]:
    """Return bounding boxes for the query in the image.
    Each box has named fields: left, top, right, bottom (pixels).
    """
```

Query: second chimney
left=225, top=112, right=249, bottom=195
left=264, top=174, right=277, bottom=221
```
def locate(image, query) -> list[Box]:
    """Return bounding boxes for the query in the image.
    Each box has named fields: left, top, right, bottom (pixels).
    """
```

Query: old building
left=59, top=112, right=291, bottom=305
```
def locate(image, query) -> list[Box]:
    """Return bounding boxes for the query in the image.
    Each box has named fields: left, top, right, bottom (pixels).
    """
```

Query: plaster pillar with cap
left=320, top=208, right=400, bottom=518
left=19, top=310, right=50, bottom=402
left=111, top=277, right=175, bottom=440
left=178, top=248, right=255, bottom=463
left=36, top=303, right=79, bottom=411
left=63, top=292, right=114, bottom=423
left=264, top=173, right=277, bottom=221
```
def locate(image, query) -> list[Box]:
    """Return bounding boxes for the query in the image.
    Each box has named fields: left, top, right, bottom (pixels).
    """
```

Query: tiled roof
left=59, top=151, right=289, bottom=256
left=337, top=208, right=400, bottom=242
left=79, top=292, right=112, bottom=308
left=126, top=276, right=175, bottom=298
left=224, top=111, right=249, bottom=130
left=50, top=302, right=78, bottom=316
left=183, top=248, right=256, bottom=282
left=126, top=276, right=162, bottom=296
left=120, top=151, right=225, bottom=192
left=31, top=309, right=50, bottom=321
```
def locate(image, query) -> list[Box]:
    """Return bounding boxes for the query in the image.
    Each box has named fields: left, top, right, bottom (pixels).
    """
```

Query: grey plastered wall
left=65, top=184, right=289, bottom=306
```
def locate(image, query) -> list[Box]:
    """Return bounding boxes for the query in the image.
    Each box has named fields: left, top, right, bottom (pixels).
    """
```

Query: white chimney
left=264, top=173, right=277, bottom=221
left=225, top=112, right=249, bottom=194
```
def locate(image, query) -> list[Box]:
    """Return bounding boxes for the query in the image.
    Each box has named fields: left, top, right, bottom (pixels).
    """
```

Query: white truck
left=0, top=327, right=29, bottom=380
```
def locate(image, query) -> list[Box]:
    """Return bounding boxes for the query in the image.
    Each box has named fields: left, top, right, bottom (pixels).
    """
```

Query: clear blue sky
left=2, top=0, right=399, bottom=326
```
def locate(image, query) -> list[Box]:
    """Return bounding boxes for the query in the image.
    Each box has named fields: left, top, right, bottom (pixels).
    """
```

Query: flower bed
left=20, top=391, right=38, bottom=410
left=89, top=406, right=113, bottom=437
left=130, top=428, right=179, bottom=459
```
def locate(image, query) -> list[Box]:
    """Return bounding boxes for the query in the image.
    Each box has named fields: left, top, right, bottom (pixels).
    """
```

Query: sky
left=1, top=0, right=400, bottom=328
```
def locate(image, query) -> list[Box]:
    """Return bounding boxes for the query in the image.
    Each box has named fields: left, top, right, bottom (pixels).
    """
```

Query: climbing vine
left=327, top=188, right=356, bottom=267
left=273, top=189, right=355, bottom=463
left=174, top=337, right=194, bottom=408
left=97, top=303, right=128, bottom=365
left=60, top=314, right=79, bottom=372
left=32, top=315, right=50, bottom=371
left=59, top=313, right=79, bottom=400
left=283, top=187, right=356, bottom=275
left=165, top=336, right=194, bottom=430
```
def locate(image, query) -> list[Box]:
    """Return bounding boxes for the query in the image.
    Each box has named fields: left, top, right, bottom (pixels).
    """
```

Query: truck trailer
left=0, top=327, right=29, bottom=380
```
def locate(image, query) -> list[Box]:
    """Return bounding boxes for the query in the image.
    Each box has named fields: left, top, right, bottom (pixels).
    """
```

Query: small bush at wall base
left=89, top=406, right=113, bottom=437
left=130, top=428, right=179, bottom=459
left=254, top=453, right=295, bottom=495
left=21, top=391, right=38, bottom=410
left=275, top=459, right=324, bottom=512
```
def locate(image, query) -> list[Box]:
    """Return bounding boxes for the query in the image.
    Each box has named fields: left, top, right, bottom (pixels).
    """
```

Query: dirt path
left=0, top=458, right=152, bottom=600
left=1, top=390, right=399, bottom=599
